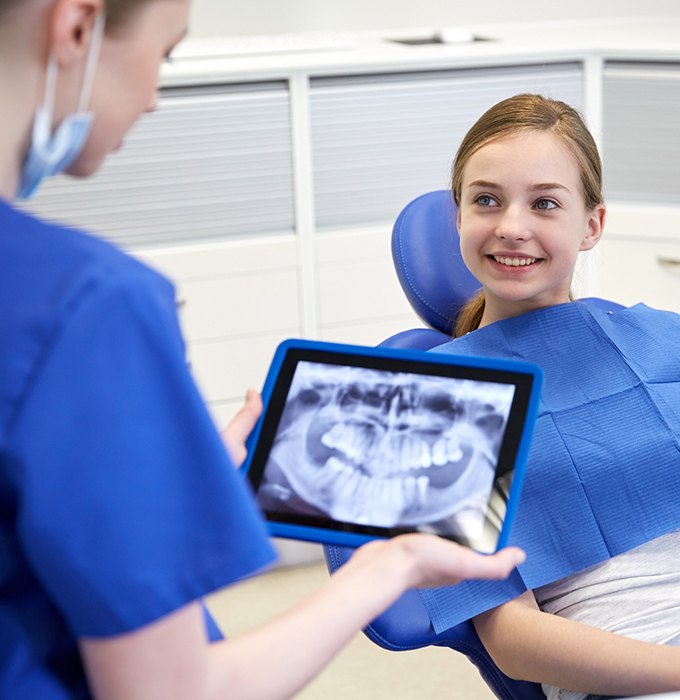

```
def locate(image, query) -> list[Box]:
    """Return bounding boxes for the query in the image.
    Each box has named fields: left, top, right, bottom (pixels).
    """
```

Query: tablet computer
left=242, top=339, right=542, bottom=553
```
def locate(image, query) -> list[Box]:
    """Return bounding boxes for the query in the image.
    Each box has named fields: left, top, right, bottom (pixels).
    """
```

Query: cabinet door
left=19, top=82, right=295, bottom=248
left=140, top=237, right=302, bottom=422
left=603, top=61, right=680, bottom=206
left=310, top=62, right=584, bottom=229
left=598, top=238, right=680, bottom=313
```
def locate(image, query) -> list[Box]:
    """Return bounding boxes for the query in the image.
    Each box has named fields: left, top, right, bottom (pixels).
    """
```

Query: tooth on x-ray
left=261, top=362, right=515, bottom=540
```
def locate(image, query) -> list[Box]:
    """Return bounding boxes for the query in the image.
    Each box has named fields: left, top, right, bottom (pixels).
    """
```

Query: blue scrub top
left=0, top=199, right=277, bottom=697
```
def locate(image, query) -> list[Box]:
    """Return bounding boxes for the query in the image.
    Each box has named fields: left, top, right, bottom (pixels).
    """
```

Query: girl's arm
left=474, top=590, right=680, bottom=696
left=80, top=535, right=524, bottom=700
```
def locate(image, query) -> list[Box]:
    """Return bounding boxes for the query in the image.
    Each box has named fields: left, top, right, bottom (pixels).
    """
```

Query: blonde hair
left=103, top=0, right=157, bottom=29
left=452, top=93, right=604, bottom=338
left=0, top=0, right=171, bottom=29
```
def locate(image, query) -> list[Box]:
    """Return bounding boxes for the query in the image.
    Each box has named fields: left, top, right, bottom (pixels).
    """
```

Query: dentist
left=0, top=1, right=524, bottom=698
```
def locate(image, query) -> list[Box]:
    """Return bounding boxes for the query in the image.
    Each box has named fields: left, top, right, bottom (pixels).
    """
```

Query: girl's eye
left=535, top=198, right=557, bottom=210
left=475, top=194, right=498, bottom=207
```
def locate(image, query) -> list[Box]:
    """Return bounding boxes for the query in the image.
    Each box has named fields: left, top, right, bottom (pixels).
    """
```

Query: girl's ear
left=456, top=204, right=462, bottom=233
left=580, top=204, right=606, bottom=252
left=49, top=0, right=103, bottom=66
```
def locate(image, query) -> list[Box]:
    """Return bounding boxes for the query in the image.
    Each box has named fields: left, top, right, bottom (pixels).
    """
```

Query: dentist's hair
left=0, top=0, right=175, bottom=29
left=451, top=93, right=604, bottom=337
left=104, top=0, right=179, bottom=29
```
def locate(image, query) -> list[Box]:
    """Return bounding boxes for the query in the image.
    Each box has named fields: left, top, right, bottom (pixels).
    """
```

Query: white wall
left=188, top=0, right=677, bottom=38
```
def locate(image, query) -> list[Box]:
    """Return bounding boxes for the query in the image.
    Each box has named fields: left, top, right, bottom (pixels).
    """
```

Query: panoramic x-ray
left=256, top=362, right=516, bottom=542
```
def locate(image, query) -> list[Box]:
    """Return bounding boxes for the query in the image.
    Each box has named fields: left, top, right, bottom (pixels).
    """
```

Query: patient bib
left=420, top=302, right=680, bottom=633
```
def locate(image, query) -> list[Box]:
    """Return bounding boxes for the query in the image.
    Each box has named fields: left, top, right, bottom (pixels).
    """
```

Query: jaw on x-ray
left=258, top=362, right=515, bottom=540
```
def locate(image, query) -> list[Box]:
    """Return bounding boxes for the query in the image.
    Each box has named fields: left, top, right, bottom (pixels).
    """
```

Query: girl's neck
left=478, top=295, right=572, bottom=330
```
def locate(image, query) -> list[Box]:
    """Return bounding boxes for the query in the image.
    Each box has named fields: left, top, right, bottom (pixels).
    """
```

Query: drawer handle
left=657, top=257, right=680, bottom=268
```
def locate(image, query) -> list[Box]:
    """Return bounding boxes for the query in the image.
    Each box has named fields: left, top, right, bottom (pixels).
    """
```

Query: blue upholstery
left=324, top=190, right=623, bottom=700
left=391, top=189, right=478, bottom=336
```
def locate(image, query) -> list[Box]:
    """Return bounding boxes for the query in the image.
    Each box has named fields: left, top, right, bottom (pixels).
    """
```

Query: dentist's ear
left=49, top=0, right=103, bottom=66
left=580, top=203, right=606, bottom=252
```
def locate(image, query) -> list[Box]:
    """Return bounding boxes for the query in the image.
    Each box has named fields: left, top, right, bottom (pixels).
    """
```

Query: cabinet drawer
left=317, top=228, right=414, bottom=326
left=320, top=314, right=424, bottom=347
left=598, top=238, right=680, bottom=313
left=177, top=270, right=300, bottom=342
left=189, top=332, right=296, bottom=403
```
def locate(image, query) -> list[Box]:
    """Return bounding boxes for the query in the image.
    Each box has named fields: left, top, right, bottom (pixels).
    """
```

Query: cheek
left=457, top=225, right=483, bottom=269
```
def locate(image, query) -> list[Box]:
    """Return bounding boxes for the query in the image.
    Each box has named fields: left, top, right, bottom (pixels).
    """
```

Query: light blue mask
left=17, top=13, right=105, bottom=200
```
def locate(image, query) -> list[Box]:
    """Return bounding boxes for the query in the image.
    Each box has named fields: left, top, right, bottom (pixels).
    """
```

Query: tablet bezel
left=242, top=339, right=542, bottom=552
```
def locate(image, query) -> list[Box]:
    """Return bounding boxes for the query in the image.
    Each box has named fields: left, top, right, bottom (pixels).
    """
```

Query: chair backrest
left=391, top=189, right=477, bottom=337
left=325, top=190, right=622, bottom=700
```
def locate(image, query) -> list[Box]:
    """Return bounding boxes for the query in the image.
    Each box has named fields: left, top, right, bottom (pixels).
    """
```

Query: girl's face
left=66, top=0, right=190, bottom=177
left=457, top=130, right=605, bottom=327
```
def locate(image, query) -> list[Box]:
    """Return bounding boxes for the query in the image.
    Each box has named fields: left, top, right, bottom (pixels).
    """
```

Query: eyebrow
left=466, top=179, right=571, bottom=192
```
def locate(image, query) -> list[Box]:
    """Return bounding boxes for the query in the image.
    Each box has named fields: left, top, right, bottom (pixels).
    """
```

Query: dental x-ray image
left=254, top=361, right=516, bottom=547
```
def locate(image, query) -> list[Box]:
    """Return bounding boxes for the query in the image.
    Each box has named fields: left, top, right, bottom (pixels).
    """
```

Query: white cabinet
left=138, top=235, right=302, bottom=424
left=598, top=238, right=680, bottom=313
left=595, top=205, right=680, bottom=312
left=20, top=82, right=296, bottom=247
left=603, top=61, right=680, bottom=207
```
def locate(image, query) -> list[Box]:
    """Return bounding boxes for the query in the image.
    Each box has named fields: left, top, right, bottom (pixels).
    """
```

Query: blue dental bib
left=420, top=302, right=680, bottom=633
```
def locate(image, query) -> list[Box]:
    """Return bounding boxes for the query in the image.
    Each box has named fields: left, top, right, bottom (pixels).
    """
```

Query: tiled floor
left=206, top=557, right=495, bottom=700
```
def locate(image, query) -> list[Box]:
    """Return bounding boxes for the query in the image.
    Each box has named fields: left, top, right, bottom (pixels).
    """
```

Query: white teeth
left=321, top=423, right=344, bottom=449
left=322, top=421, right=464, bottom=478
left=432, top=439, right=448, bottom=466
left=447, top=437, right=464, bottom=462
left=417, top=475, right=429, bottom=503
left=493, top=255, right=537, bottom=267
left=326, top=456, right=345, bottom=472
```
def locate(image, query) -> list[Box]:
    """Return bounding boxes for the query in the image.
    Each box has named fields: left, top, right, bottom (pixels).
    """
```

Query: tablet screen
left=245, top=342, right=539, bottom=552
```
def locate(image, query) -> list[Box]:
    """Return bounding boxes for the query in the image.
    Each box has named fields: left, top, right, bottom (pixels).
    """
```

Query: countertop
left=161, top=14, right=680, bottom=86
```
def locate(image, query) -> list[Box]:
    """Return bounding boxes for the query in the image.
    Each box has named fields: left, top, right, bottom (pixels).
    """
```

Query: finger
left=226, top=389, right=262, bottom=442
left=457, top=546, right=525, bottom=580
left=221, top=389, right=263, bottom=467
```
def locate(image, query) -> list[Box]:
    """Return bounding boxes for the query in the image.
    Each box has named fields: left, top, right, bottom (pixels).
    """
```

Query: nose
left=495, top=204, right=529, bottom=242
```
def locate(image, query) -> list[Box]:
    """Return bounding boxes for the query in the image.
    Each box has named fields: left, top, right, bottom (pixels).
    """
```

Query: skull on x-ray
left=260, top=362, right=514, bottom=535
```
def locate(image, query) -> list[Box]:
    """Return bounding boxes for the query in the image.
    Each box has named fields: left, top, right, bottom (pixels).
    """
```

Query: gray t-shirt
left=535, top=529, right=680, bottom=700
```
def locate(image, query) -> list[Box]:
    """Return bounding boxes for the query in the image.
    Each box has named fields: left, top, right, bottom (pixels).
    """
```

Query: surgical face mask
left=17, top=13, right=105, bottom=200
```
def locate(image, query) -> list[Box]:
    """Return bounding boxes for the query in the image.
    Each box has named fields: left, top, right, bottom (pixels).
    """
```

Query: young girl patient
left=429, top=93, right=680, bottom=699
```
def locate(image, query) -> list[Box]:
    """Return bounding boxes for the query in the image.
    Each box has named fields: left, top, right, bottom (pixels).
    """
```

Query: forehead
left=463, top=130, right=581, bottom=188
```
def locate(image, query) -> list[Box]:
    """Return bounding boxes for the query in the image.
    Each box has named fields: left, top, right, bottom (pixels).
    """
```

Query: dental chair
left=324, top=189, right=622, bottom=700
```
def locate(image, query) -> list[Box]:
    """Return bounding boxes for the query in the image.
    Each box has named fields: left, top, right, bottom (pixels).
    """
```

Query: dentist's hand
left=346, top=534, right=526, bottom=590
left=221, top=388, right=262, bottom=467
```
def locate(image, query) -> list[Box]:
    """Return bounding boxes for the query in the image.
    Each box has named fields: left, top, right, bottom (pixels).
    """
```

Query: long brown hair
left=452, top=93, right=604, bottom=338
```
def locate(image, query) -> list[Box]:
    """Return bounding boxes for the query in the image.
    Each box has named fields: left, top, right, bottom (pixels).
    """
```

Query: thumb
left=221, top=389, right=263, bottom=467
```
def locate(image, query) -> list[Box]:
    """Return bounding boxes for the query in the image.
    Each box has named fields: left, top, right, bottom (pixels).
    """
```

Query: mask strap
left=41, top=11, right=106, bottom=116
left=77, top=12, right=105, bottom=112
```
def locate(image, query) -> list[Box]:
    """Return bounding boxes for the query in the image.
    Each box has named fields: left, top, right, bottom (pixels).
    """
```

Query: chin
left=65, top=156, right=105, bottom=178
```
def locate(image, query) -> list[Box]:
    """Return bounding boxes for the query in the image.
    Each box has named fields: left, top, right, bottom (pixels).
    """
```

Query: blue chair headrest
left=391, top=190, right=481, bottom=335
